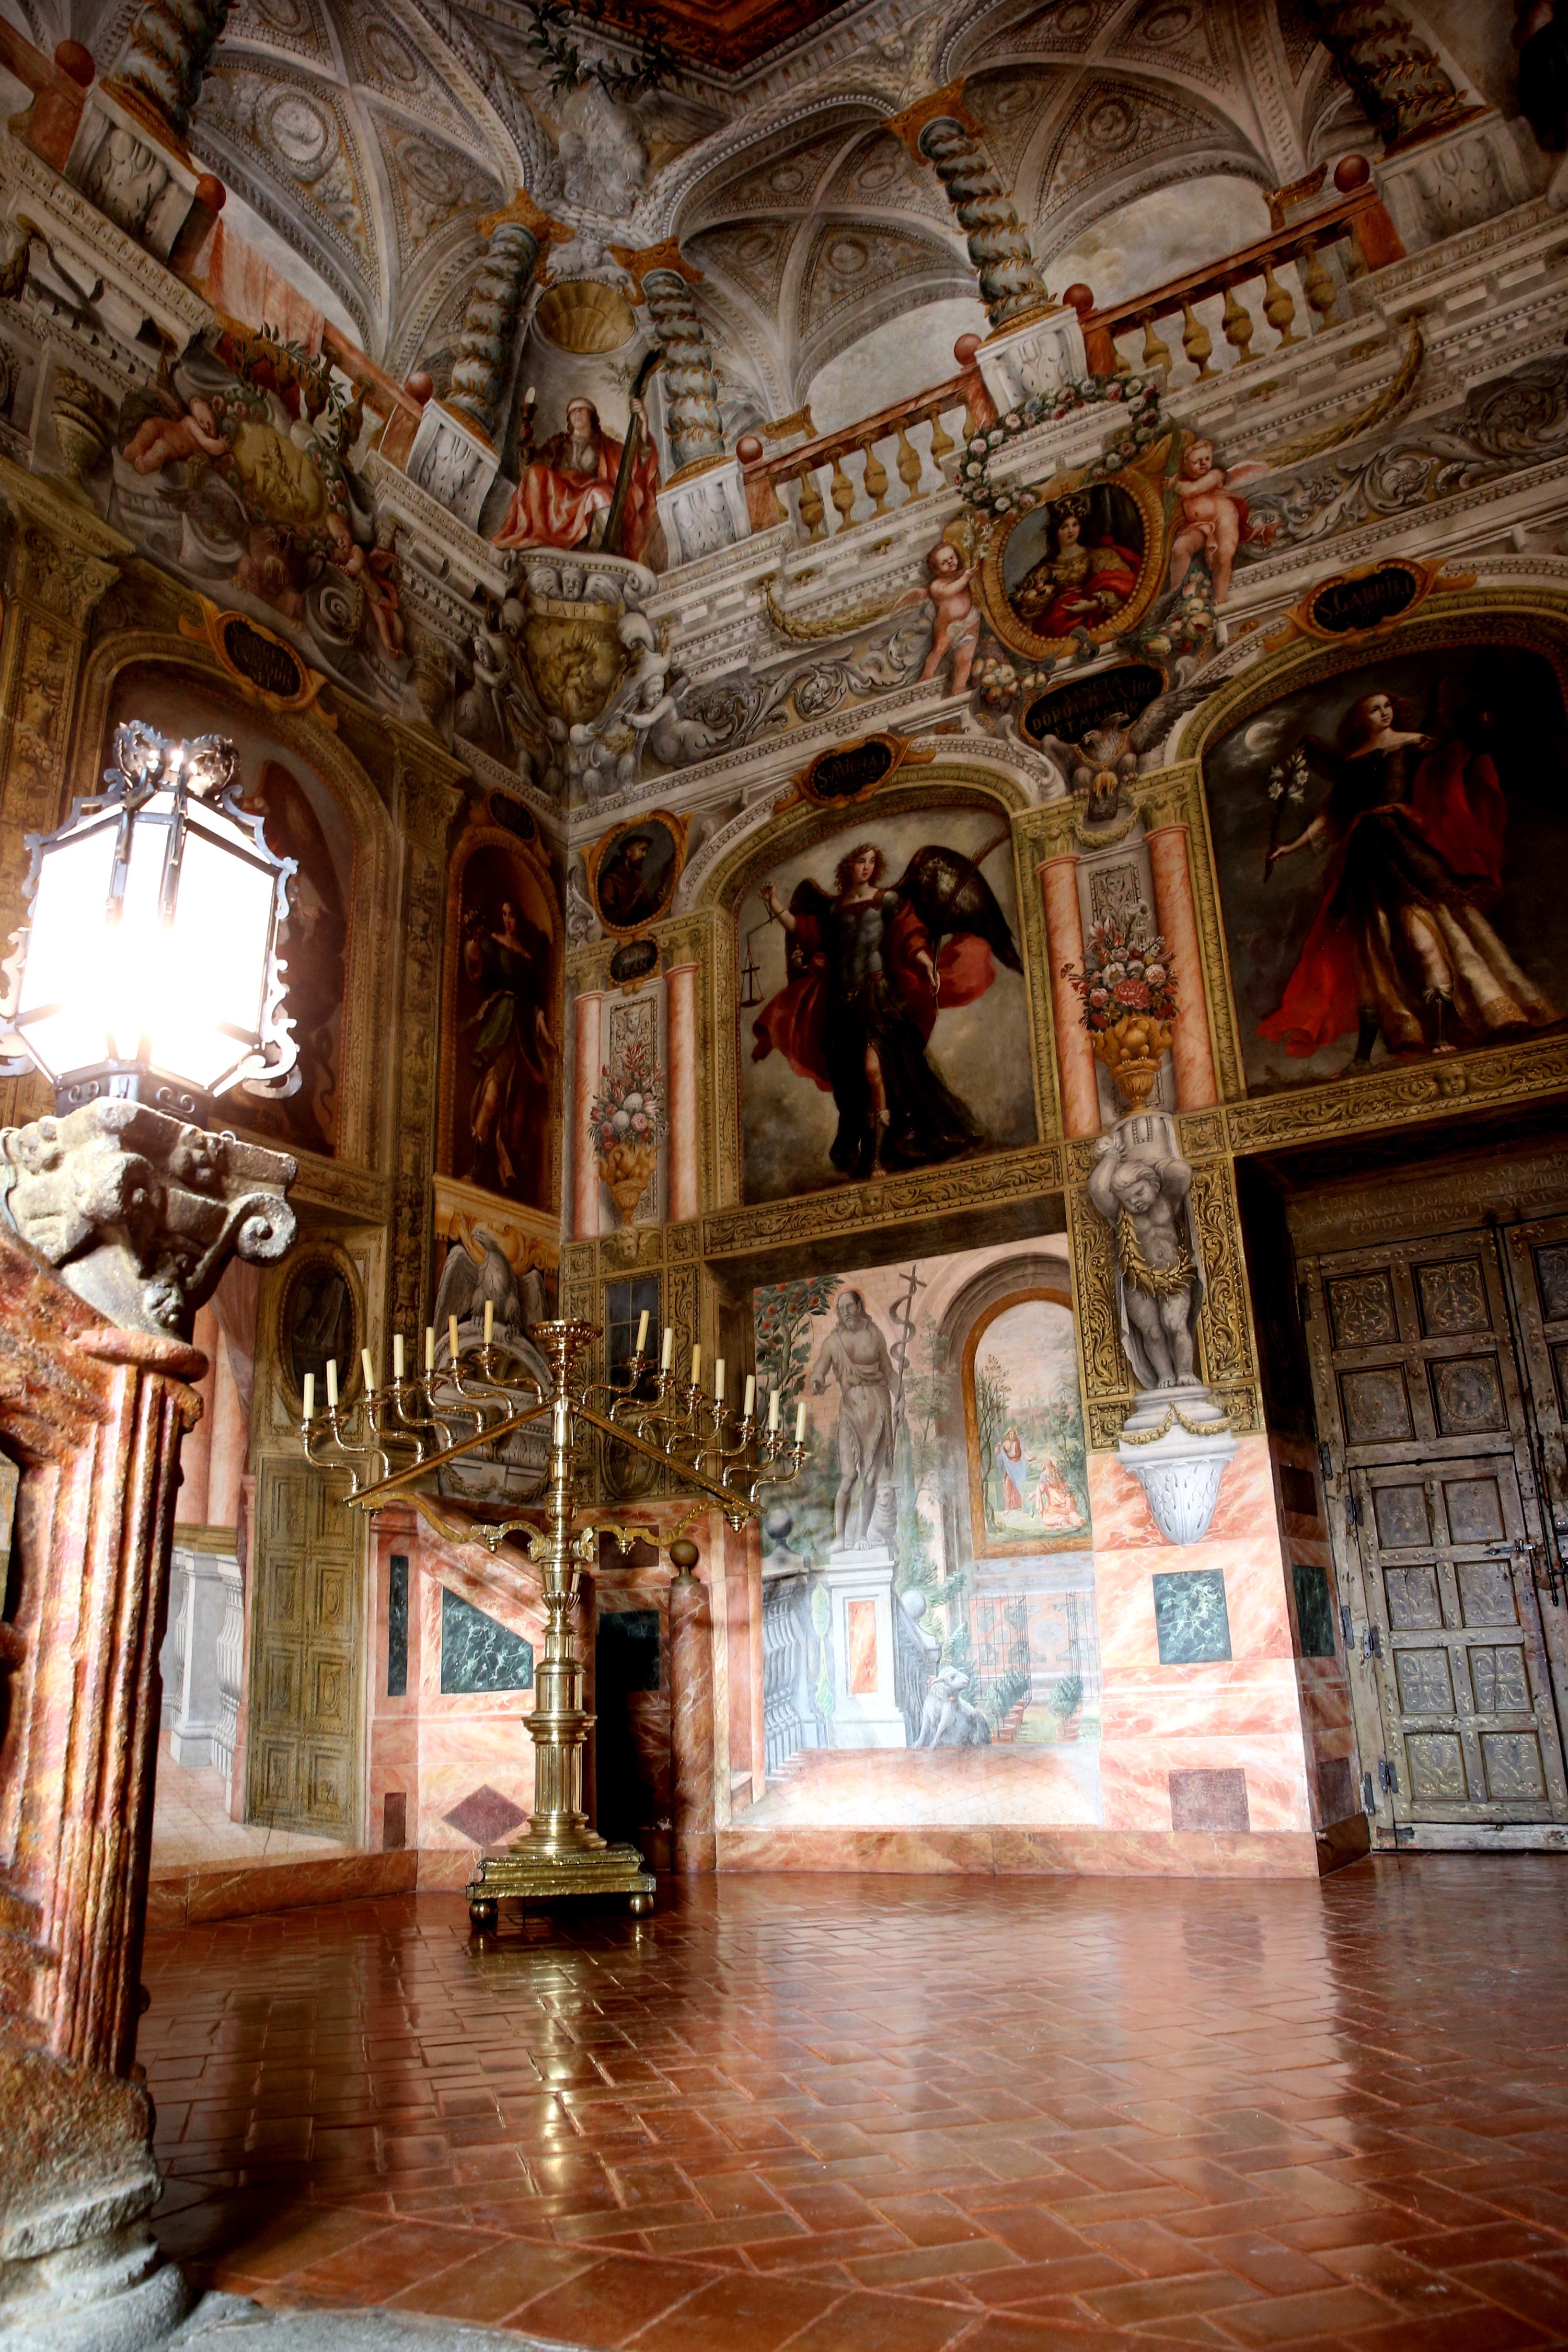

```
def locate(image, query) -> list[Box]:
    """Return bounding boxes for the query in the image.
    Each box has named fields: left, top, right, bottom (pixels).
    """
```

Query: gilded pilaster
left=388, top=734, right=465, bottom=1342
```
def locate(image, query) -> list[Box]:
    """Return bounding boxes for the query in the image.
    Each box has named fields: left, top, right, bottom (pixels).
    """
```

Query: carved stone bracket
left=0, top=1099, right=296, bottom=1339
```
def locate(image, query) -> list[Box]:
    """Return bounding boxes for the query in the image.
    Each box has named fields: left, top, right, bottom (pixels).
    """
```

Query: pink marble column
left=1038, top=854, right=1101, bottom=1138
left=665, top=961, right=700, bottom=1224
left=1146, top=823, right=1218, bottom=1111
left=174, top=1302, right=217, bottom=1524
left=571, top=989, right=605, bottom=1240
left=667, top=1543, right=716, bottom=1873
left=205, top=1336, right=246, bottom=1529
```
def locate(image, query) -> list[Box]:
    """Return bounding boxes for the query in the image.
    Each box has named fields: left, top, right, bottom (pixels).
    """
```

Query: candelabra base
left=466, top=1839, right=656, bottom=1929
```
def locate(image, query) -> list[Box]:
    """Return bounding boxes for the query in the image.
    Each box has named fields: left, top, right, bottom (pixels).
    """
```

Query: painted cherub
left=1166, top=437, right=1265, bottom=607
left=121, top=394, right=228, bottom=476
left=897, top=534, right=979, bottom=693
left=323, top=509, right=405, bottom=658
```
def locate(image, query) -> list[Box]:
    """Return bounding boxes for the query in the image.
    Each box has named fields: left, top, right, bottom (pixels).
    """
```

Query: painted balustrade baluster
left=894, top=422, right=925, bottom=502
left=859, top=436, right=889, bottom=516
left=1297, top=238, right=1338, bottom=330
left=1261, top=261, right=1300, bottom=347
left=795, top=466, right=826, bottom=540
left=1180, top=299, right=1214, bottom=380
left=1140, top=315, right=1173, bottom=377
left=763, top=472, right=789, bottom=527
left=1220, top=281, right=1258, bottom=366
left=926, top=406, right=956, bottom=472
left=1344, top=220, right=1370, bottom=279
left=828, top=452, right=857, bottom=532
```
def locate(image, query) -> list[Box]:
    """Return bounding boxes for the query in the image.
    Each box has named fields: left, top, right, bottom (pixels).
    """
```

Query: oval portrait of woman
left=982, top=475, right=1159, bottom=660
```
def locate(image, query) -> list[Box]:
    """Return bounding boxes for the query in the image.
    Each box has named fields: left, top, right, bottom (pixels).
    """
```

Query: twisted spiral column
left=642, top=268, right=725, bottom=473
left=917, top=116, right=1051, bottom=328
left=445, top=220, right=541, bottom=446
left=1304, top=2, right=1469, bottom=151
left=117, top=0, right=234, bottom=134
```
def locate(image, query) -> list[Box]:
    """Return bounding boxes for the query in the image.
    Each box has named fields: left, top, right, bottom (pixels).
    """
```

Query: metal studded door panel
left=1304, top=1225, right=1568, bottom=1841
left=245, top=1457, right=363, bottom=1840
left=1352, top=1453, right=1568, bottom=1824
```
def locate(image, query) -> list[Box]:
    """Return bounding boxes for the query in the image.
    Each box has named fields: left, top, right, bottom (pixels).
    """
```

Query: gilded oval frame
left=978, top=468, right=1166, bottom=662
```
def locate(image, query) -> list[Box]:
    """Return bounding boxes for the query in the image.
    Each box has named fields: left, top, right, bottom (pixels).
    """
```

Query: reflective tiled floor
left=142, top=1862, right=1568, bottom=2350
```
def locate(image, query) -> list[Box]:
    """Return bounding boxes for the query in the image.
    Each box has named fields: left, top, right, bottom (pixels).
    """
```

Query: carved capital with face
left=0, top=1099, right=296, bottom=1339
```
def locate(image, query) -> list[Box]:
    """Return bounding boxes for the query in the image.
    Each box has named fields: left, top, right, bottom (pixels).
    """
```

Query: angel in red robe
left=1262, top=687, right=1555, bottom=1068
left=491, top=396, right=659, bottom=563
left=753, top=838, right=1022, bottom=1181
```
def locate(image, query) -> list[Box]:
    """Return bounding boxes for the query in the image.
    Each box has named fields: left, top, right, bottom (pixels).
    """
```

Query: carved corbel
left=0, top=1099, right=296, bottom=1339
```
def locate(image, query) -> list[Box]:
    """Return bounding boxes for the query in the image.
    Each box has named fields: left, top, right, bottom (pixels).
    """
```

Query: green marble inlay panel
left=1152, top=1569, right=1231, bottom=1665
left=1292, top=1561, right=1336, bottom=1658
left=440, top=1586, right=534, bottom=1694
left=387, top=1554, right=408, bottom=1697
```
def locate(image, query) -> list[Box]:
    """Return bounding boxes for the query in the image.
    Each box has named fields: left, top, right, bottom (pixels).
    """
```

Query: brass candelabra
left=299, top=1316, right=806, bottom=1925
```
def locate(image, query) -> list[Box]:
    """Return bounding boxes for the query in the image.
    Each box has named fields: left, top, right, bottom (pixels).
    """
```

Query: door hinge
left=1378, top=1756, right=1400, bottom=1795
left=1361, top=1771, right=1376, bottom=1814
left=1345, top=1489, right=1363, bottom=1529
left=1361, top=1621, right=1383, bottom=1662
left=1340, top=1602, right=1354, bottom=1646
left=1318, top=1440, right=1334, bottom=1490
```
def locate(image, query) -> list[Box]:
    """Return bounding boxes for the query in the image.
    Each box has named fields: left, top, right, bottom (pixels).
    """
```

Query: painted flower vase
left=1092, top=1015, right=1173, bottom=1112
left=598, top=1138, right=657, bottom=1220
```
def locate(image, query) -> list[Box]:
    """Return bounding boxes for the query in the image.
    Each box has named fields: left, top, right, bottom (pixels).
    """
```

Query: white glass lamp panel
left=106, top=810, right=172, bottom=1063
left=154, top=826, right=274, bottom=1089
left=16, top=820, right=122, bottom=1078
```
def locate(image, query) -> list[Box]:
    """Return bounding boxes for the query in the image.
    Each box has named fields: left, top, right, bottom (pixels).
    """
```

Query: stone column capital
left=476, top=186, right=566, bottom=248
left=610, top=237, right=703, bottom=301
left=0, top=1099, right=296, bottom=1340
left=887, top=79, right=978, bottom=158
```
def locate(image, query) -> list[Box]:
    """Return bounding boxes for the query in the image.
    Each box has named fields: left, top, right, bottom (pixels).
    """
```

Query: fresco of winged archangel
left=750, top=827, right=1023, bottom=1185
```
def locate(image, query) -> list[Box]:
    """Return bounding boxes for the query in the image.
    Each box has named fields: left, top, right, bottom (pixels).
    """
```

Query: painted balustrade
left=1070, top=160, right=1405, bottom=387
left=739, top=339, right=995, bottom=548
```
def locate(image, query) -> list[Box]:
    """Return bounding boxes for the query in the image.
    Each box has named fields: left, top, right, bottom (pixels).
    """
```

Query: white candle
left=795, top=1398, right=806, bottom=1443
left=483, top=1298, right=494, bottom=1344
left=661, top=1325, right=674, bottom=1370
left=636, top=1309, right=649, bottom=1355
left=425, top=1327, right=435, bottom=1373
left=743, top=1374, right=755, bottom=1420
left=326, top=1358, right=338, bottom=1409
left=302, top=1372, right=315, bottom=1423
left=449, top=1314, right=460, bottom=1361
left=690, top=1345, right=701, bottom=1389
left=393, top=1334, right=405, bottom=1380
left=714, top=1357, right=727, bottom=1403
left=768, top=1388, right=780, bottom=1433
left=361, top=1347, right=376, bottom=1393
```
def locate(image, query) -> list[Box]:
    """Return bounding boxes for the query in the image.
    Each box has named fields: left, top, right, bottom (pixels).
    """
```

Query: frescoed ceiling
left=0, top=0, right=1525, bottom=432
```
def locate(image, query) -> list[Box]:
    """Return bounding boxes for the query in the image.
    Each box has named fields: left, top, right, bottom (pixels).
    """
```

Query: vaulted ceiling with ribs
left=0, top=0, right=1515, bottom=428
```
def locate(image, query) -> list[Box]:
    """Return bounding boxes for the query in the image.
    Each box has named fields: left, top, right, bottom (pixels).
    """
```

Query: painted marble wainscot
left=370, top=1511, right=544, bottom=1885
left=1089, top=1435, right=1320, bottom=1872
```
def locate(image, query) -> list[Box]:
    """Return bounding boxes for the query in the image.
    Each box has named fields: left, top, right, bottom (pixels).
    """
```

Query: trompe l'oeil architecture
left=2, top=0, right=1568, bottom=2341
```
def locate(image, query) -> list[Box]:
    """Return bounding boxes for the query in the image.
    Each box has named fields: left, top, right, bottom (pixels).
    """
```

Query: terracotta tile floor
left=141, top=1861, right=1568, bottom=2349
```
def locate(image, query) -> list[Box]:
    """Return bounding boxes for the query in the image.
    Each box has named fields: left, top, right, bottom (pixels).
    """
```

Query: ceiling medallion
left=535, top=279, right=637, bottom=354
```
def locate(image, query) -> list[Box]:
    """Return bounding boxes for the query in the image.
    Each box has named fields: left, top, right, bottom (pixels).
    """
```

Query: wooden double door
left=1302, top=1219, right=1568, bottom=1848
